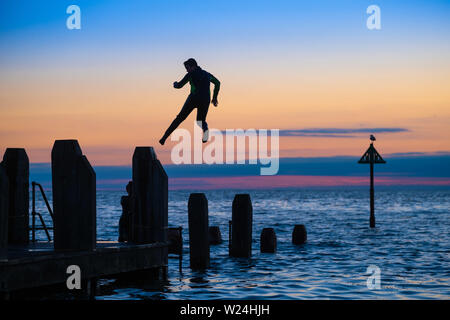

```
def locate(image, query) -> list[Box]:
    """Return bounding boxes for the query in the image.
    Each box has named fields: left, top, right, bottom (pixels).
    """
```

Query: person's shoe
left=159, top=137, right=166, bottom=146
left=202, top=129, right=209, bottom=143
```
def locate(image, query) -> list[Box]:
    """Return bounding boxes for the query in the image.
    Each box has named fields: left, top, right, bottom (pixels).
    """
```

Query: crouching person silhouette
left=159, top=58, right=221, bottom=145
left=118, top=181, right=132, bottom=242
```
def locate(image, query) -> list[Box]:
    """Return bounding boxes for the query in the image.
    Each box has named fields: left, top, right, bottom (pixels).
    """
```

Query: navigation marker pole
left=358, top=136, right=386, bottom=228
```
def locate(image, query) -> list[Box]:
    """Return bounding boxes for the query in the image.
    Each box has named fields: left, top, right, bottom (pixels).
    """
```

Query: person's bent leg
left=194, top=119, right=208, bottom=131
left=160, top=97, right=195, bottom=145
left=160, top=115, right=185, bottom=145
left=196, top=99, right=210, bottom=143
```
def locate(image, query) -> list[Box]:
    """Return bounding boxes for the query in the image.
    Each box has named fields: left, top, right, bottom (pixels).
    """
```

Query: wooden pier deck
left=0, top=241, right=168, bottom=294
left=1, top=143, right=170, bottom=299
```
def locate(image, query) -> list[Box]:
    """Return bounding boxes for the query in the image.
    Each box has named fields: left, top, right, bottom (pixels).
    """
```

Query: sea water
left=31, top=186, right=450, bottom=299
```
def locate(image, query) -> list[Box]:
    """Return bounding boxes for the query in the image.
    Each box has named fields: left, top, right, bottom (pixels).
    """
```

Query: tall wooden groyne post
left=188, top=193, right=210, bottom=269
left=2, top=149, right=29, bottom=245
left=230, top=194, right=253, bottom=258
left=52, top=140, right=96, bottom=251
left=130, top=147, right=168, bottom=244
left=358, top=138, right=386, bottom=228
left=0, top=164, right=9, bottom=254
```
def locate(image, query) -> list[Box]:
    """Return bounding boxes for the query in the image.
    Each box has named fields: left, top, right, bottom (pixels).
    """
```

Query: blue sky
left=2, top=1, right=450, bottom=188
left=2, top=0, right=450, bottom=63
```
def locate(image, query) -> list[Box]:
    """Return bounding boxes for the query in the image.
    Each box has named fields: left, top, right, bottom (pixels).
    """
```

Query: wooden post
left=131, top=148, right=150, bottom=243
left=0, top=164, right=9, bottom=253
left=168, top=227, right=183, bottom=254
left=228, top=220, right=232, bottom=253
left=52, top=140, right=96, bottom=251
left=260, top=228, right=277, bottom=253
left=168, top=227, right=183, bottom=273
left=2, top=148, right=29, bottom=245
left=131, top=147, right=168, bottom=244
left=292, top=224, right=307, bottom=245
left=209, top=226, right=222, bottom=245
left=151, top=152, right=168, bottom=244
left=230, top=194, right=253, bottom=258
left=188, top=193, right=209, bottom=269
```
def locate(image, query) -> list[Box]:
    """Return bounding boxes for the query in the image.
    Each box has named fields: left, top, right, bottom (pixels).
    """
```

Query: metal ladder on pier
left=31, top=181, right=54, bottom=242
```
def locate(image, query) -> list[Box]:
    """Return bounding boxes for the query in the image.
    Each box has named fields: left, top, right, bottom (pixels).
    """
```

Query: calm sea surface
left=32, top=186, right=450, bottom=299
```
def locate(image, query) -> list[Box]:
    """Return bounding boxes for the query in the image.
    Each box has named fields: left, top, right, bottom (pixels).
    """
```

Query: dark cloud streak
left=279, top=128, right=409, bottom=137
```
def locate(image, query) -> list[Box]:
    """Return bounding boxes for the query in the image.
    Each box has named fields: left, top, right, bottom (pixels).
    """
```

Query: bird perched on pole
left=370, top=134, right=376, bottom=142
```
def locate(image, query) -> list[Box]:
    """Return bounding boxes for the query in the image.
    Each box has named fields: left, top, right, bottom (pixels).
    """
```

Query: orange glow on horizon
left=1, top=46, right=449, bottom=165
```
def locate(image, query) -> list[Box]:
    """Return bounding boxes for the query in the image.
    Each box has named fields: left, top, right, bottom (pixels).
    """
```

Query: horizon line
left=26, top=151, right=450, bottom=167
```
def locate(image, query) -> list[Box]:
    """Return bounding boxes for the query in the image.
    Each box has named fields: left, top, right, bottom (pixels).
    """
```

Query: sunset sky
left=1, top=1, right=450, bottom=187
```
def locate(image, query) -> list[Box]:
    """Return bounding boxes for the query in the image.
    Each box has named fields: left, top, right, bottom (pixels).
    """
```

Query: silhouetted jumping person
left=159, top=58, right=221, bottom=145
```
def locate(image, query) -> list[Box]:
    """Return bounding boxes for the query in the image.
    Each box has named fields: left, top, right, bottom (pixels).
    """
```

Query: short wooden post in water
left=168, top=227, right=183, bottom=254
left=260, top=228, right=277, bottom=253
left=0, top=164, right=9, bottom=253
left=188, top=193, right=209, bottom=269
left=292, top=224, right=307, bottom=245
left=52, top=140, right=96, bottom=251
left=2, top=148, right=29, bottom=245
left=209, top=226, right=222, bottom=245
left=168, top=227, right=183, bottom=273
left=230, top=194, right=253, bottom=258
left=131, top=147, right=168, bottom=244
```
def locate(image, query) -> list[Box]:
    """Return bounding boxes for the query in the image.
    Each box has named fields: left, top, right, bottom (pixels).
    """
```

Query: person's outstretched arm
left=210, top=74, right=221, bottom=106
left=174, top=73, right=190, bottom=88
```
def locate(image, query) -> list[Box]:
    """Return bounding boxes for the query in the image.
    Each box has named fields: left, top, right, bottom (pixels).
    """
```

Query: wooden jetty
left=0, top=140, right=169, bottom=299
left=1, top=241, right=167, bottom=296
